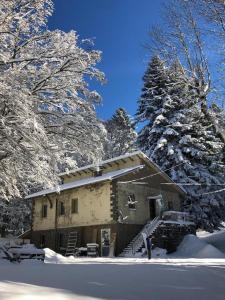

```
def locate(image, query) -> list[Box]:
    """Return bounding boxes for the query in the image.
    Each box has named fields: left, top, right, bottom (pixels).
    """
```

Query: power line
left=118, top=161, right=187, bottom=184
left=200, top=188, right=225, bottom=196
left=161, top=183, right=225, bottom=186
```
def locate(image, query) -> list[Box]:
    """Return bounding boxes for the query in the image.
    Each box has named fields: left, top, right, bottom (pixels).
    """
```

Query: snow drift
left=176, top=234, right=225, bottom=258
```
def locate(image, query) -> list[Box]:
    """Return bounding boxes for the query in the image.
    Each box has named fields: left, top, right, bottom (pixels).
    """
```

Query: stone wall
left=152, top=221, right=196, bottom=253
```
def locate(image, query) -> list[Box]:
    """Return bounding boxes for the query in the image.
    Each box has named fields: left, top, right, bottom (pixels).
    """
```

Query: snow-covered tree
left=0, top=0, right=105, bottom=204
left=0, top=199, right=31, bottom=237
left=136, top=56, right=225, bottom=230
left=136, top=56, right=171, bottom=153
left=209, top=103, right=225, bottom=142
left=104, top=108, right=137, bottom=159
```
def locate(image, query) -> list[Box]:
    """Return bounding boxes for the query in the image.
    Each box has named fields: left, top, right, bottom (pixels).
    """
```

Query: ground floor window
left=58, top=233, right=64, bottom=248
left=40, top=235, right=46, bottom=248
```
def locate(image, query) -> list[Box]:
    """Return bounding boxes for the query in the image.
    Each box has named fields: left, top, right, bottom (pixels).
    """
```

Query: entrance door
left=149, top=199, right=156, bottom=220
left=101, top=228, right=111, bottom=257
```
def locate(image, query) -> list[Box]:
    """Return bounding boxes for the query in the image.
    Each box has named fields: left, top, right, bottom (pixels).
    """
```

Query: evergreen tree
left=136, top=56, right=225, bottom=230
left=0, top=199, right=31, bottom=237
left=209, top=103, right=225, bottom=141
left=104, top=108, right=137, bottom=159
left=136, top=56, right=171, bottom=153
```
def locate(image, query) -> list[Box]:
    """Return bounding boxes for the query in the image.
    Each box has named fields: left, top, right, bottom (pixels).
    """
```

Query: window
left=59, top=201, right=65, bottom=215
left=71, top=198, right=78, bottom=214
left=128, top=194, right=136, bottom=210
left=41, top=204, right=48, bottom=218
left=58, top=233, right=64, bottom=248
left=40, top=235, right=46, bottom=248
left=168, top=201, right=174, bottom=210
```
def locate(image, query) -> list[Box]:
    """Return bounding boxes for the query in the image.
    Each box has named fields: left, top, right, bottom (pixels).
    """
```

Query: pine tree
left=104, top=108, right=137, bottom=159
left=136, top=56, right=225, bottom=230
left=209, top=103, right=225, bottom=142
left=136, top=56, right=171, bottom=154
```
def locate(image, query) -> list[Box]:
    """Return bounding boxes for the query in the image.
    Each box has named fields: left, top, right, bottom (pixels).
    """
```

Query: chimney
left=93, top=165, right=103, bottom=177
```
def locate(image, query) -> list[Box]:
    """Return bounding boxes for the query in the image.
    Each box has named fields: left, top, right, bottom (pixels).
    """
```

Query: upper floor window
left=168, top=201, right=174, bottom=210
left=59, top=201, right=65, bottom=215
left=128, top=194, right=136, bottom=210
left=41, top=204, right=48, bottom=218
left=71, top=198, right=78, bottom=214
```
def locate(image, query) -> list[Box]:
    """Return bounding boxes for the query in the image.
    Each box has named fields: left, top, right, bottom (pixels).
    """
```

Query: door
left=149, top=199, right=156, bottom=220
left=101, top=228, right=111, bottom=257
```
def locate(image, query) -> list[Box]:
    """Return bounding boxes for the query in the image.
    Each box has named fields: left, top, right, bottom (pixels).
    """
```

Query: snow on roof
left=59, top=151, right=143, bottom=177
left=25, top=165, right=144, bottom=200
left=59, top=151, right=186, bottom=194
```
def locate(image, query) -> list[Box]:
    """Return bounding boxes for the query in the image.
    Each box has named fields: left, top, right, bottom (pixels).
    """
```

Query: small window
left=41, top=204, right=48, bottom=218
left=59, top=201, right=65, bottom=215
left=128, top=194, right=136, bottom=210
left=40, top=235, right=46, bottom=248
left=168, top=201, right=174, bottom=210
left=58, top=233, right=64, bottom=248
left=71, top=198, right=78, bottom=214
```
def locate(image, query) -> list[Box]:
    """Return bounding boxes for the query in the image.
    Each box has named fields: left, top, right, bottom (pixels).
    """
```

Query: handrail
left=131, top=216, right=160, bottom=255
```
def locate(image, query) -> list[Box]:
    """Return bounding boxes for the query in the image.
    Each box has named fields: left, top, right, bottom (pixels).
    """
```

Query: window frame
left=41, top=204, right=48, bottom=218
left=59, top=201, right=65, bottom=216
left=71, top=198, right=78, bottom=214
left=128, top=194, right=136, bottom=210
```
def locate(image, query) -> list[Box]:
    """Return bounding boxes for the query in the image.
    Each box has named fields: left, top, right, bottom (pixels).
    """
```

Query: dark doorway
left=149, top=199, right=156, bottom=220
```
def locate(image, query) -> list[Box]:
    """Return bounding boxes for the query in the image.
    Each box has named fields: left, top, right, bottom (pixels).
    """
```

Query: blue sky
left=49, top=0, right=164, bottom=122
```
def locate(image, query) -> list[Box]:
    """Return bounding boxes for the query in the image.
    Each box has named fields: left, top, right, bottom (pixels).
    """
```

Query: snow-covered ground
left=0, top=231, right=225, bottom=300
left=197, top=223, right=225, bottom=253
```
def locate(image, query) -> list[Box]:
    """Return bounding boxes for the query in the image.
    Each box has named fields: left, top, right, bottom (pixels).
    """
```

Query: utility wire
left=118, top=161, right=187, bottom=184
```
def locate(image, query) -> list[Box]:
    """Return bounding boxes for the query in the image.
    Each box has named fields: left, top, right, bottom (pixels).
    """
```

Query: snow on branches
left=136, top=56, right=225, bottom=230
left=0, top=0, right=105, bottom=205
left=104, top=108, right=137, bottom=159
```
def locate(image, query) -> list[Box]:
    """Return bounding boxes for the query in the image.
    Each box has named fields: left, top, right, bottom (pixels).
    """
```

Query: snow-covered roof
left=58, top=151, right=186, bottom=194
left=59, top=151, right=143, bottom=177
left=25, top=165, right=144, bottom=199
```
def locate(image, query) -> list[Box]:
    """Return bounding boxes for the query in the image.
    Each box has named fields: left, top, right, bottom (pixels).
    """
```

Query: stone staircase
left=119, top=216, right=161, bottom=257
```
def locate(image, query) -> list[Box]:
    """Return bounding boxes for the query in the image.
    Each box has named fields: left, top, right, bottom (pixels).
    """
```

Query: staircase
left=65, top=231, right=78, bottom=257
left=119, top=217, right=161, bottom=257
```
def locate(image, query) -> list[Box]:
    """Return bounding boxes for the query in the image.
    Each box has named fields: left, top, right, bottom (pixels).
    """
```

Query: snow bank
left=44, top=248, right=76, bottom=264
left=175, top=234, right=225, bottom=258
left=197, top=225, right=225, bottom=254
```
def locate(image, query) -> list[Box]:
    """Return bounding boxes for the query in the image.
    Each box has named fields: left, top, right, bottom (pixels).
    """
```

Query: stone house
left=26, top=151, right=188, bottom=256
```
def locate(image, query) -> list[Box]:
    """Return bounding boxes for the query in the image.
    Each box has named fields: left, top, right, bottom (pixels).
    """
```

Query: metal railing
left=131, top=216, right=160, bottom=255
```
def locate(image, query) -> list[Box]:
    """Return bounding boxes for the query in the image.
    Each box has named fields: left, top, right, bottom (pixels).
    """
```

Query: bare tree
left=148, top=0, right=225, bottom=143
